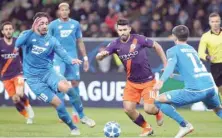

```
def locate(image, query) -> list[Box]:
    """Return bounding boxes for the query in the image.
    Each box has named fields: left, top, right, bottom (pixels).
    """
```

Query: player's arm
left=160, top=49, right=177, bottom=82
left=54, top=38, right=82, bottom=65
left=15, top=30, right=33, bottom=50
left=153, top=41, right=167, bottom=68
left=153, top=49, right=177, bottom=91
left=140, top=35, right=167, bottom=68
left=96, top=42, right=116, bottom=61
left=198, top=35, right=212, bottom=61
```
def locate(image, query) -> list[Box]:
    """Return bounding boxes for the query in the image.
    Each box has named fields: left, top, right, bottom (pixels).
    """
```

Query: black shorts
left=211, top=63, right=222, bottom=87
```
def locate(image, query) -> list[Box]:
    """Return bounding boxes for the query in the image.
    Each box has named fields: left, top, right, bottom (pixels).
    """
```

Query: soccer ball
left=103, top=121, right=121, bottom=138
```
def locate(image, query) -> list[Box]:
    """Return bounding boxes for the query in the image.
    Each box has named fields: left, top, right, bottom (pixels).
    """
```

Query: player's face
left=37, top=17, right=48, bottom=35
left=209, top=16, right=221, bottom=31
left=117, top=25, right=131, bottom=41
left=1, top=24, right=14, bottom=39
left=59, top=6, right=70, bottom=19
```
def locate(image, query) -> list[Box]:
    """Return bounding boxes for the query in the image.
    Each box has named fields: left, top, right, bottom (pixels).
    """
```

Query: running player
left=96, top=18, right=167, bottom=136
left=154, top=25, right=222, bottom=138
left=15, top=12, right=82, bottom=135
left=0, top=21, right=34, bottom=124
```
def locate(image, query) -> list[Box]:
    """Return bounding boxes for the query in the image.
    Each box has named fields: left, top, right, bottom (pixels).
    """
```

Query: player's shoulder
left=201, top=30, right=211, bottom=38
left=107, top=38, right=119, bottom=48
left=50, top=19, right=59, bottom=25
left=166, top=45, right=178, bottom=54
left=132, top=34, right=146, bottom=40
left=69, top=18, right=80, bottom=25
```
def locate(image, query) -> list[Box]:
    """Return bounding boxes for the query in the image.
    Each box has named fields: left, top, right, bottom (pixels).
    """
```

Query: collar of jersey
left=210, top=28, right=222, bottom=35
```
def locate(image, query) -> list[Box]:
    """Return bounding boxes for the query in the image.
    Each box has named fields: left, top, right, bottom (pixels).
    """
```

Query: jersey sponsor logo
left=60, top=30, right=73, bottom=37
left=1, top=53, right=19, bottom=59
left=31, top=45, right=47, bottom=54
left=58, top=25, right=63, bottom=29
left=118, top=51, right=138, bottom=61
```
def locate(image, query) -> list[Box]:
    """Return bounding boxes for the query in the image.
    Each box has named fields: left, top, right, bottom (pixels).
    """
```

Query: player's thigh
left=45, top=70, right=69, bottom=92
left=123, top=81, right=141, bottom=103
left=65, top=64, right=80, bottom=81
left=141, top=80, right=157, bottom=104
left=54, top=60, right=66, bottom=76
left=165, top=89, right=205, bottom=107
left=14, top=75, right=24, bottom=96
left=203, top=89, right=221, bottom=109
left=3, top=78, right=16, bottom=97
left=26, top=78, right=56, bottom=103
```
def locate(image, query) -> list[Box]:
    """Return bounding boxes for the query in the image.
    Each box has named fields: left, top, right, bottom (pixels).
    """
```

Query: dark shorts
left=211, top=63, right=222, bottom=87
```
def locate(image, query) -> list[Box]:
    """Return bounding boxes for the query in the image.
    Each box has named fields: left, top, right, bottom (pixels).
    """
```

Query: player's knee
left=123, top=105, right=135, bottom=114
left=58, top=80, right=72, bottom=93
left=50, top=95, right=62, bottom=108
left=71, top=80, right=79, bottom=87
left=12, top=95, right=20, bottom=103
left=144, top=104, right=158, bottom=115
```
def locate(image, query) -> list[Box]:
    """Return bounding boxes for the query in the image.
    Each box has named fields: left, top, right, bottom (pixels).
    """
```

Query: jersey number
left=187, top=53, right=207, bottom=73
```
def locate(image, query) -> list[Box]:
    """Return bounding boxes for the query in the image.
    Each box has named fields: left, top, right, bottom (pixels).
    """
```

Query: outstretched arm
left=54, top=39, right=82, bottom=65
left=153, top=49, right=177, bottom=91
left=153, top=41, right=167, bottom=68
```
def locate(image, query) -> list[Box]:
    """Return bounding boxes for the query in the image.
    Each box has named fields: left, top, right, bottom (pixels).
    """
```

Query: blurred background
left=1, top=0, right=221, bottom=38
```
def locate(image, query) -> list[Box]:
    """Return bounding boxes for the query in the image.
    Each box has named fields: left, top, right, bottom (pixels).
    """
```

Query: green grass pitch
left=0, top=107, right=221, bottom=137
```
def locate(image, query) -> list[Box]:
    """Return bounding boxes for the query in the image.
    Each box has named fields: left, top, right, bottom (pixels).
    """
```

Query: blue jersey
left=161, top=44, right=215, bottom=90
left=15, top=30, right=73, bottom=78
left=48, top=18, right=82, bottom=59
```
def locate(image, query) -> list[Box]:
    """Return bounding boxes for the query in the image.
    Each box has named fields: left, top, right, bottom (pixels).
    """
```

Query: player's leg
left=3, top=78, right=29, bottom=121
left=27, top=78, right=80, bottom=135
left=14, top=75, right=34, bottom=124
left=202, top=88, right=222, bottom=118
left=66, top=64, right=95, bottom=127
left=141, top=80, right=163, bottom=127
left=123, top=81, right=153, bottom=136
left=154, top=89, right=208, bottom=138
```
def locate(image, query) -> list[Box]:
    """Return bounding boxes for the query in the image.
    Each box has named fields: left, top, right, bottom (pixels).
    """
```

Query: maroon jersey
left=0, top=38, right=22, bottom=80
left=106, top=34, right=155, bottom=83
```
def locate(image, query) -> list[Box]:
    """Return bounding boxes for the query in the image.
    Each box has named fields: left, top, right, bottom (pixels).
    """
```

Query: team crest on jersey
left=130, top=44, right=136, bottom=49
left=32, top=39, right=37, bottom=42
left=60, top=30, right=73, bottom=37
left=58, top=25, right=63, bottom=29
left=45, top=42, right=49, bottom=46
left=70, top=24, right=75, bottom=29
left=31, top=45, right=47, bottom=54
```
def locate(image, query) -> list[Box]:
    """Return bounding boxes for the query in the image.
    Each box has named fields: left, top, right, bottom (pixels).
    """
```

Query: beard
left=4, top=34, right=12, bottom=40
left=121, top=34, right=129, bottom=42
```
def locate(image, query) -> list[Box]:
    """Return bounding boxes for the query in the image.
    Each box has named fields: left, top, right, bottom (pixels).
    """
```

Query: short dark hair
left=33, top=12, right=50, bottom=21
left=1, top=21, right=14, bottom=31
left=117, top=18, right=130, bottom=26
left=209, top=12, right=220, bottom=19
left=172, top=25, right=189, bottom=41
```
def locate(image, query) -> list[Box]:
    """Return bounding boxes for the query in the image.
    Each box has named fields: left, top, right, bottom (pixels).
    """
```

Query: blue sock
left=67, top=87, right=85, bottom=119
left=155, top=100, right=187, bottom=127
left=216, top=109, right=222, bottom=118
left=56, top=102, right=77, bottom=130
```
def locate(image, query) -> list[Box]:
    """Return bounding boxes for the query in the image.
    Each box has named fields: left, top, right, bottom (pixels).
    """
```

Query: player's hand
left=83, top=60, right=89, bottom=72
left=96, top=50, right=109, bottom=60
left=72, top=59, right=82, bottom=65
left=206, top=55, right=215, bottom=62
left=31, top=17, right=41, bottom=32
left=153, top=80, right=164, bottom=92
